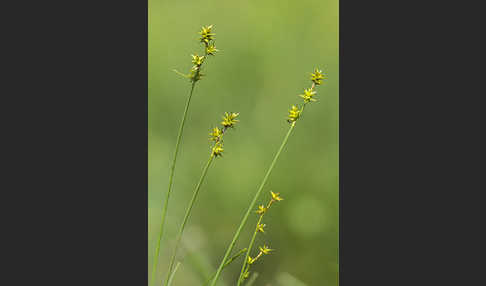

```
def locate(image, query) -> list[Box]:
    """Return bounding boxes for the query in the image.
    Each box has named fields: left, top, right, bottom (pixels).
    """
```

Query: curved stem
left=150, top=82, right=196, bottom=286
left=164, top=155, right=215, bottom=286
left=209, top=122, right=296, bottom=286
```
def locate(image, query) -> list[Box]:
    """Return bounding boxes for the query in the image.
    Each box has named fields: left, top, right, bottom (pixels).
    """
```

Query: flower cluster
left=199, top=25, right=215, bottom=45
left=221, top=112, right=239, bottom=128
left=310, top=68, right=327, bottom=85
left=199, top=25, right=219, bottom=56
left=205, top=44, right=218, bottom=56
left=212, top=142, right=224, bottom=157
left=241, top=191, right=283, bottom=282
left=175, top=25, right=219, bottom=83
left=209, top=127, right=222, bottom=141
left=299, top=88, right=317, bottom=103
left=287, top=105, right=301, bottom=123
left=209, top=112, right=239, bottom=157
left=287, top=68, right=326, bottom=123
left=191, top=54, right=205, bottom=66
left=256, top=223, right=266, bottom=233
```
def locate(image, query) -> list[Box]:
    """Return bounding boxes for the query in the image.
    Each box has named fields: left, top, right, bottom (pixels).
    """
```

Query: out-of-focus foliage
left=149, top=0, right=338, bottom=285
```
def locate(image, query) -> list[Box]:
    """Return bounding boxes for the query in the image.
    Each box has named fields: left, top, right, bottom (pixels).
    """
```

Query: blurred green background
left=149, top=0, right=338, bottom=285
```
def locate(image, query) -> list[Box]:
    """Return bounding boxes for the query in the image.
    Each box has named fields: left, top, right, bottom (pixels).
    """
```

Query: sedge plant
left=209, top=68, right=327, bottom=286
left=163, top=112, right=240, bottom=286
left=150, top=25, right=219, bottom=286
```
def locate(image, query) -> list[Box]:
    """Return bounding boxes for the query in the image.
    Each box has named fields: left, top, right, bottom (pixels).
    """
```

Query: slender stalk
left=202, top=248, right=247, bottom=286
left=163, top=122, right=232, bottom=286
left=209, top=122, right=297, bottom=286
left=164, top=154, right=215, bottom=286
left=166, top=262, right=181, bottom=286
left=150, top=82, right=196, bottom=286
left=236, top=215, right=263, bottom=285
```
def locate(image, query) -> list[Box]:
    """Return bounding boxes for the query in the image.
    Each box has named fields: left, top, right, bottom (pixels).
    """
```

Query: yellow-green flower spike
left=256, top=205, right=267, bottom=215
left=199, top=25, right=215, bottom=45
left=209, top=127, right=222, bottom=141
left=259, top=245, right=274, bottom=255
left=221, top=112, right=239, bottom=128
left=191, top=54, right=205, bottom=66
left=310, top=68, right=326, bottom=85
left=206, top=44, right=218, bottom=56
left=212, top=142, right=224, bottom=157
left=287, top=105, right=301, bottom=123
left=247, top=256, right=254, bottom=265
left=256, top=223, right=266, bottom=233
left=299, top=87, right=317, bottom=103
left=270, top=191, right=283, bottom=202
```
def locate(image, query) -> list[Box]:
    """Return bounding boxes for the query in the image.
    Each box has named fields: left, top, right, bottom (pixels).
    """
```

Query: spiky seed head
left=310, top=68, right=326, bottom=85
left=212, top=142, right=224, bottom=157
left=299, top=87, right=317, bottom=103
left=209, top=127, right=222, bottom=142
left=270, top=191, right=283, bottom=202
left=221, top=112, right=239, bottom=128
left=206, top=44, right=218, bottom=56
left=191, top=54, right=205, bottom=66
left=259, top=245, right=274, bottom=255
left=287, top=105, right=301, bottom=123
left=257, top=223, right=266, bottom=233
left=256, top=205, right=267, bottom=215
left=199, top=25, right=215, bottom=45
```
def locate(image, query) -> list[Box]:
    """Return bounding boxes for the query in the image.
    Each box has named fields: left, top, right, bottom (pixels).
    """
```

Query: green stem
left=150, top=82, right=196, bottom=286
left=209, top=122, right=297, bottom=286
left=166, top=262, right=181, bottom=286
left=164, top=155, right=215, bottom=286
left=202, top=248, right=248, bottom=286
left=237, top=215, right=263, bottom=285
